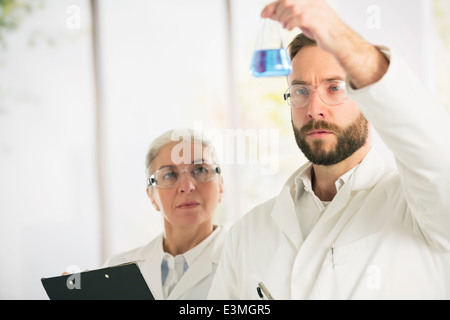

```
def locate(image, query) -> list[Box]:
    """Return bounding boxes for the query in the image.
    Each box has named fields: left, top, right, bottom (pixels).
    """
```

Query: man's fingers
left=261, top=1, right=301, bottom=30
left=278, top=7, right=297, bottom=29
left=260, top=1, right=279, bottom=19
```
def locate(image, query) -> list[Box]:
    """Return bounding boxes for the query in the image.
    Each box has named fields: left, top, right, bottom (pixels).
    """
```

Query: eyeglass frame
left=283, top=79, right=349, bottom=109
left=147, top=162, right=222, bottom=188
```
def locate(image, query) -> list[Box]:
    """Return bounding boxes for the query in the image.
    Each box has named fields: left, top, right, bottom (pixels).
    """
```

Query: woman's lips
left=176, top=201, right=200, bottom=209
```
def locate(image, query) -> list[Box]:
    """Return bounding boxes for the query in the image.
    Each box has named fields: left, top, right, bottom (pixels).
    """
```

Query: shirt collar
left=159, top=225, right=222, bottom=267
left=294, top=163, right=359, bottom=200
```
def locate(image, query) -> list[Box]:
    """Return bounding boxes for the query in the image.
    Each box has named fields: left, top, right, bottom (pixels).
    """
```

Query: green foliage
left=0, top=0, right=42, bottom=48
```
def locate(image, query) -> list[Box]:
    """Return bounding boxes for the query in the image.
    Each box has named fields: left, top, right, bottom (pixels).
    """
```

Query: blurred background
left=0, top=0, right=449, bottom=299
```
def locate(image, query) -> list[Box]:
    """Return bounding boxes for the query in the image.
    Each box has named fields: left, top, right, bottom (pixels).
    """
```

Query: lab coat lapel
left=318, top=148, right=390, bottom=225
left=318, top=176, right=353, bottom=225
left=167, top=229, right=224, bottom=300
left=351, top=148, right=391, bottom=191
left=290, top=149, right=391, bottom=299
left=167, top=254, right=212, bottom=300
left=271, top=166, right=306, bottom=249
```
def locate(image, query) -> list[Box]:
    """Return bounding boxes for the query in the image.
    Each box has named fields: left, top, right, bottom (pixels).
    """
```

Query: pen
left=331, top=242, right=335, bottom=268
left=257, top=281, right=275, bottom=300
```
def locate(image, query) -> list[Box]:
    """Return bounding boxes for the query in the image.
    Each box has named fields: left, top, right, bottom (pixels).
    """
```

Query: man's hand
left=261, top=0, right=389, bottom=89
left=261, top=0, right=351, bottom=55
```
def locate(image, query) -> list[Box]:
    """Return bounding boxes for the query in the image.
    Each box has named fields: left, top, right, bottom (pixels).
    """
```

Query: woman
left=103, top=128, right=226, bottom=300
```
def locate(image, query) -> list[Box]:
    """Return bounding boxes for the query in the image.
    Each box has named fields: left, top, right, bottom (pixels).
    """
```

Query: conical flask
left=249, top=18, right=292, bottom=77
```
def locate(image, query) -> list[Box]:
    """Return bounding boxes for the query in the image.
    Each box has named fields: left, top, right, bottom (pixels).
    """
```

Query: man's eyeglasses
left=283, top=80, right=349, bottom=109
left=147, top=162, right=221, bottom=188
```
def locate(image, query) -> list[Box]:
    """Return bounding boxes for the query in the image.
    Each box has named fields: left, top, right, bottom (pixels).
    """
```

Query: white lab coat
left=208, top=48, right=450, bottom=300
left=104, top=226, right=227, bottom=300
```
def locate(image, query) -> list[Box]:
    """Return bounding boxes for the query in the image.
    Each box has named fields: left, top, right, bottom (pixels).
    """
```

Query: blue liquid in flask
left=250, top=48, right=292, bottom=77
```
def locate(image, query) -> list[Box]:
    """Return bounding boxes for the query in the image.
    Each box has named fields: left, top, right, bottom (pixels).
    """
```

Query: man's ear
left=146, top=187, right=161, bottom=211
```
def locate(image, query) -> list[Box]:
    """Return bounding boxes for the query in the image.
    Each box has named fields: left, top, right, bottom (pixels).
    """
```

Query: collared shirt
left=294, top=164, right=358, bottom=239
left=160, top=226, right=221, bottom=299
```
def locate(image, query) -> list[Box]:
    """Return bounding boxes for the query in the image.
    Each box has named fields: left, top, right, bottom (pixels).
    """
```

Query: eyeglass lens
left=150, top=163, right=219, bottom=188
left=286, top=81, right=347, bottom=108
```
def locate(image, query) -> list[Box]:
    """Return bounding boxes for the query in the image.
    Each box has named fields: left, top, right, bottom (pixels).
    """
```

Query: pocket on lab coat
left=316, top=231, right=387, bottom=299
left=331, top=231, right=385, bottom=266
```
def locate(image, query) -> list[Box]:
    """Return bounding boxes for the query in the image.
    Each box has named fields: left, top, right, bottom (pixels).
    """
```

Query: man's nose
left=307, top=91, right=327, bottom=120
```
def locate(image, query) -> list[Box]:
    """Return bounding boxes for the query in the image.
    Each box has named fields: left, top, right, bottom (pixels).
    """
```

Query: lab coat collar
left=351, top=147, right=392, bottom=191
left=271, top=147, right=390, bottom=248
left=122, top=226, right=226, bottom=300
left=271, top=163, right=309, bottom=249
left=167, top=226, right=225, bottom=300
left=182, top=224, right=223, bottom=268
left=293, top=147, right=388, bottom=193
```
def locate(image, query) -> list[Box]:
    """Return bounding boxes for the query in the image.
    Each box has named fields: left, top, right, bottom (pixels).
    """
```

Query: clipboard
left=41, top=262, right=155, bottom=300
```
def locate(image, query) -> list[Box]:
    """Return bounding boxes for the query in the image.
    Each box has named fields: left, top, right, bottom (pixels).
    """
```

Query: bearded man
left=208, top=0, right=450, bottom=300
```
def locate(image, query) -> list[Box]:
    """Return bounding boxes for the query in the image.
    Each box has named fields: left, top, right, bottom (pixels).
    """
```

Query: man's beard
left=292, top=113, right=369, bottom=166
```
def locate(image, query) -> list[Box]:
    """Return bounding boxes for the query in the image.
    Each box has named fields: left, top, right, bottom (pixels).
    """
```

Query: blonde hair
left=145, top=128, right=218, bottom=179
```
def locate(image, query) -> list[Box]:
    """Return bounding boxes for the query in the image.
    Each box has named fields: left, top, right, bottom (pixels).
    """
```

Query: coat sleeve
left=347, top=47, right=450, bottom=251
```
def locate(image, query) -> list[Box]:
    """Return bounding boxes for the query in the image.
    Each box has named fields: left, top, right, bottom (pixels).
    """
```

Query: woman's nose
left=177, top=171, right=196, bottom=193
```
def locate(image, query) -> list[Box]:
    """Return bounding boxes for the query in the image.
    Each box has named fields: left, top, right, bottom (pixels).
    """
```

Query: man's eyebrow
left=325, top=75, right=346, bottom=82
left=290, top=76, right=345, bottom=86
left=291, top=79, right=307, bottom=85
